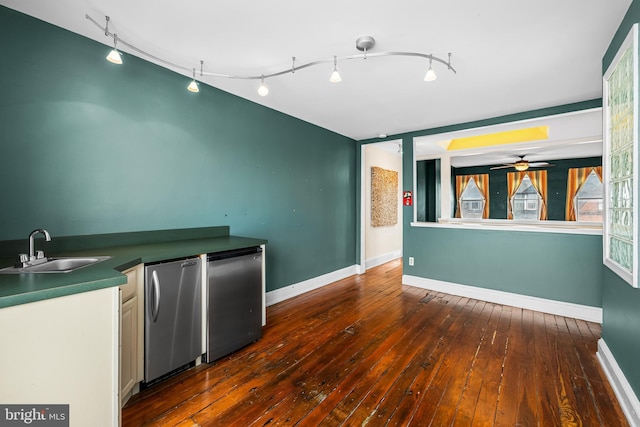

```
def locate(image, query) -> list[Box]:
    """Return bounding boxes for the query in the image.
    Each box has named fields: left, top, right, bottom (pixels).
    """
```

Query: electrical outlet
left=408, top=257, right=414, bottom=266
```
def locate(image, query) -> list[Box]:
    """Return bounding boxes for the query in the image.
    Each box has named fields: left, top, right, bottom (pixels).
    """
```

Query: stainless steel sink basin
left=0, top=256, right=111, bottom=274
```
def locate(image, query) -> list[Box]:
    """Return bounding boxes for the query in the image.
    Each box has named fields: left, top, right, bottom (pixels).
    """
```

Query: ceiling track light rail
left=87, top=14, right=457, bottom=94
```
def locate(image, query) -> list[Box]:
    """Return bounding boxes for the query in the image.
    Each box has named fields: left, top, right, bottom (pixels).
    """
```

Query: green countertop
left=0, top=235, right=266, bottom=309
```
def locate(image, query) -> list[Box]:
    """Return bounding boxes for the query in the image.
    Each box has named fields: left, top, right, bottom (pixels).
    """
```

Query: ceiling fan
left=489, top=155, right=554, bottom=171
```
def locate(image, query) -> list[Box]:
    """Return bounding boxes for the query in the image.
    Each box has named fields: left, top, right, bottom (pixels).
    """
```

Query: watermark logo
left=0, top=405, right=68, bottom=426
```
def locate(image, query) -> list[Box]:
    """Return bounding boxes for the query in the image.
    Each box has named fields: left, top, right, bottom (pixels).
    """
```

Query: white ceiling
left=0, top=0, right=631, bottom=140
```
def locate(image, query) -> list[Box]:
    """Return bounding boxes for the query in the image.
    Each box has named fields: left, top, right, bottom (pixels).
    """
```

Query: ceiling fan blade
left=489, top=164, right=516, bottom=170
left=528, top=162, right=554, bottom=168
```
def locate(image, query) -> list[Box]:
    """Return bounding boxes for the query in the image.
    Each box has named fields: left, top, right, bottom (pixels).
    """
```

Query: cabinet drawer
left=120, top=267, right=138, bottom=301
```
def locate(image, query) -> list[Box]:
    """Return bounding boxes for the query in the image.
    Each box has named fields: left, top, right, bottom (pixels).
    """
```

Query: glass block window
left=608, top=46, right=634, bottom=272
left=604, top=24, right=638, bottom=287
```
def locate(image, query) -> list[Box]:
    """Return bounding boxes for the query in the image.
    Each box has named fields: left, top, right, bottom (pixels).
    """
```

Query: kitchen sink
left=0, top=256, right=111, bottom=274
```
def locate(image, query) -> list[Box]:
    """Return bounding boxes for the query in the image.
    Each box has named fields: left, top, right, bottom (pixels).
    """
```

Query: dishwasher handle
left=150, top=270, right=161, bottom=322
left=207, top=246, right=261, bottom=262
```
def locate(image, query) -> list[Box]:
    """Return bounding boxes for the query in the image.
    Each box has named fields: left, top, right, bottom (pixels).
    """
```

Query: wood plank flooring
left=122, top=259, right=627, bottom=426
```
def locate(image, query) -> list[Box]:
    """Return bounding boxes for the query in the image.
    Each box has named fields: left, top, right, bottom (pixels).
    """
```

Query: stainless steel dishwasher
left=144, top=257, right=202, bottom=384
left=206, top=247, right=263, bottom=362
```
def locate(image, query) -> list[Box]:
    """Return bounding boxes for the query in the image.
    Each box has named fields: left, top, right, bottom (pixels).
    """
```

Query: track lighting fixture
left=104, top=17, right=122, bottom=65
left=187, top=68, right=199, bottom=93
left=258, top=76, right=269, bottom=97
left=330, top=56, right=342, bottom=83
left=88, top=15, right=456, bottom=96
left=187, top=60, right=204, bottom=93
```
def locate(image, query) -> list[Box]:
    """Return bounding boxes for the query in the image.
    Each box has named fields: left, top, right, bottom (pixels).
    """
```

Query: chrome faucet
left=16, top=229, right=52, bottom=267
left=29, top=228, right=51, bottom=260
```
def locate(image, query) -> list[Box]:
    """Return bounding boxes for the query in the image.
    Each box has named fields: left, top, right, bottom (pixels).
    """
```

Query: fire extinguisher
left=403, top=191, right=412, bottom=206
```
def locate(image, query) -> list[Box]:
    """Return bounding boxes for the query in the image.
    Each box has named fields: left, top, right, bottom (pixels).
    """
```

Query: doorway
left=360, top=140, right=403, bottom=273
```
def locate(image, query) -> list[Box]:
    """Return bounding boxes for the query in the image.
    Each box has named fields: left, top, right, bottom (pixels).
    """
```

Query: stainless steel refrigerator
left=144, top=257, right=202, bottom=384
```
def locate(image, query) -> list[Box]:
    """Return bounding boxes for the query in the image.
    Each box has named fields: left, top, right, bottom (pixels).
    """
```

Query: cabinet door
left=121, top=295, right=138, bottom=404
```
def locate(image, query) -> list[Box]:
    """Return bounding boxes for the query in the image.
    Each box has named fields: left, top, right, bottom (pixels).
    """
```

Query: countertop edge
left=0, top=276, right=127, bottom=309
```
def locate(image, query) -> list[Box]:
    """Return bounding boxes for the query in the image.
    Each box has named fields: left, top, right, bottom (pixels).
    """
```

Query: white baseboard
left=402, top=275, right=602, bottom=323
left=365, top=250, right=402, bottom=270
left=266, top=265, right=358, bottom=306
left=597, top=339, right=640, bottom=426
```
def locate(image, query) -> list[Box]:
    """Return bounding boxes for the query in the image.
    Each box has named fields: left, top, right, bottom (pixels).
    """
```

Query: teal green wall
left=404, top=227, right=602, bottom=306
left=0, top=7, right=357, bottom=292
left=601, top=0, right=640, bottom=400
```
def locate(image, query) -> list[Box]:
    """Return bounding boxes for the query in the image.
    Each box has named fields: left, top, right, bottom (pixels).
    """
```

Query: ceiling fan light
left=515, top=162, right=529, bottom=171
left=106, top=49, right=122, bottom=64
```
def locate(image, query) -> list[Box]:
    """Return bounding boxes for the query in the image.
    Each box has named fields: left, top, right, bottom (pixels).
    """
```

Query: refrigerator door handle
left=151, top=270, right=161, bottom=322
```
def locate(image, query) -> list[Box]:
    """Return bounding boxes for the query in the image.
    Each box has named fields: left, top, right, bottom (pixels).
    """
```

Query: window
left=574, top=170, right=603, bottom=222
left=566, top=166, right=603, bottom=221
left=511, top=175, right=541, bottom=220
left=459, top=178, right=485, bottom=219
left=507, top=170, right=547, bottom=220
left=454, top=174, right=489, bottom=219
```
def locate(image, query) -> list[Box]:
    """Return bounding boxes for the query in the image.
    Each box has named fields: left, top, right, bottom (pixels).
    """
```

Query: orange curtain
left=454, top=174, right=490, bottom=218
left=475, top=174, right=490, bottom=219
left=565, top=166, right=603, bottom=221
left=454, top=175, right=472, bottom=218
left=527, top=170, right=548, bottom=220
left=507, top=170, right=547, bottom=220
left=593, top=165, right=603, bottom=181
left=506, top=171, right=525, bottom=219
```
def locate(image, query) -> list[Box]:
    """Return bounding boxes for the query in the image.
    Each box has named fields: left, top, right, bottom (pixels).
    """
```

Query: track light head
left=106, top=49, right=122, bottom=64
left=258, top=76, right=269, bottom=96
left=424, top=68, right=437, bottom=81
left=187, top=80, right=199, bottom=92
left=329, top=56, right=342, bottom=83
left=424, top=58, right=437, bottom=81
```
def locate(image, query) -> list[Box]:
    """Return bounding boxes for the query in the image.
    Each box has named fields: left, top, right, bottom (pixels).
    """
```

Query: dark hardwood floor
left=123, top=259, right=627, bottom=426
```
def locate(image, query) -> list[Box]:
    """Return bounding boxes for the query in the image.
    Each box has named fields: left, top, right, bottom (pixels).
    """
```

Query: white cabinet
left=120, top=295, right=137, bottom=401
left=0, top=287, right=119, bottom=427
left=119, top=265, right=143, bottom=406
